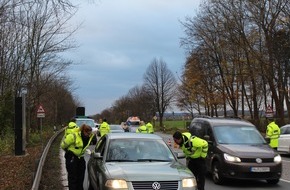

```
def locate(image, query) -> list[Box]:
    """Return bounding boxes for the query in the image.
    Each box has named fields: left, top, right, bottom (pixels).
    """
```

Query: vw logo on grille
left=256, top=158, right=262, bottom=163
left=152, top=182, right=161, bottom=190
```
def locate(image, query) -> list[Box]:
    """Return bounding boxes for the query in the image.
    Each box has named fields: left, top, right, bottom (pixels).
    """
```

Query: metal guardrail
left=31, top=128, right=65, bottom=190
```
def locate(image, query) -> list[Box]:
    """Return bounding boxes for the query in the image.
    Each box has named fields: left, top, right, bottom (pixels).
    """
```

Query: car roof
left=193, top=117, right=254, bottom=127
left=75, top=117, right=94, bottom=121
left=281, top=124, right=290, bottom=128
left=105, top=133, right=162, bottom=140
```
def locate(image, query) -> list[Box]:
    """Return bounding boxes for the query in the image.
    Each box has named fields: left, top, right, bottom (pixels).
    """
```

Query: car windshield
left=110, top=125, right=123, bottom=130
left=76, top=119, right=95, bottom=128
left=106, top=139, right=174, bottom=162
left=213, top=125, right=265, bottom=144
left=281, top=126, right=290, bottom=134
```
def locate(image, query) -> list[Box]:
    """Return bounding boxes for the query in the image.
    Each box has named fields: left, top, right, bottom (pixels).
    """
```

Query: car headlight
left=182, top=178, right=197, bottom=188
left=274, top=154, right=282, bottom=163
left=224, top=153, right=241, bottom=162
left=105, top=179, right=128, bottom=189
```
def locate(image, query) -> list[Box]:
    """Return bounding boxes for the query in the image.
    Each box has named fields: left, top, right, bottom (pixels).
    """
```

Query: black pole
left=15, top=97, right=24, bottom=155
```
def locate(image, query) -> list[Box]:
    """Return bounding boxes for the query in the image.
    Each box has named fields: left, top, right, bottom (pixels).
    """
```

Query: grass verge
left=39, top=132, right=64, bottom=190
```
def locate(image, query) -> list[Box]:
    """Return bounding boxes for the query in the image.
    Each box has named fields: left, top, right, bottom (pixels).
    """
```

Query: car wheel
left=266, top=179, right=279, bottom=185
left=212, top=161, right=225, bottom=184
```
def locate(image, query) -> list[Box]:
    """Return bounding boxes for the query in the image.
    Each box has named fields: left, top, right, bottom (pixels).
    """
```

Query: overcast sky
left=64, top=0, right=201, bottom=115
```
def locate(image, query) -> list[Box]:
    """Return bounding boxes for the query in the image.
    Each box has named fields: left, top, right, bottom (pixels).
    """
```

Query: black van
left=188, top=116, right=282, bottom=185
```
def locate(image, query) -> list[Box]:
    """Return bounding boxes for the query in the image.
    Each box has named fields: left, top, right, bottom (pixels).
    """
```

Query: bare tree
left=180, top=0, right=290, bottom=126
left=143, top=58, right=177, bottom=131
left=0, top=0, right=79, bottom=136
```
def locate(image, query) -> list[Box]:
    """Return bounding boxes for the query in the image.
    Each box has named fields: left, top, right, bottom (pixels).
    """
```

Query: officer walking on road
left=173, top=131, right=208, bottom=190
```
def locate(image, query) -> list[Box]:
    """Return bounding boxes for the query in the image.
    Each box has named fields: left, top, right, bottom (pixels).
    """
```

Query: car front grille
left=132, top=181, right=178, bottom=190
left=241, top=158, right=273, bottom=163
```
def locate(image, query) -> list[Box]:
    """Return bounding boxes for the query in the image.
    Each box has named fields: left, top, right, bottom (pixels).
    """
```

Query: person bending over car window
left=61, top=124, right=96, bottom=190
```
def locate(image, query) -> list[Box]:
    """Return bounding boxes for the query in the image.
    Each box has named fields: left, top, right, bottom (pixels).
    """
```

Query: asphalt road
left=60, top=132, right=290, bottom=190
left=157, top=132, right=290, bottom=190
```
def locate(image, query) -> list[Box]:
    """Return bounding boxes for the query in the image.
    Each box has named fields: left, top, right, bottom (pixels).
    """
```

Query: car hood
left=105, top=161, right=193, bottom=181
left=218, top=144, right=276, bottom=157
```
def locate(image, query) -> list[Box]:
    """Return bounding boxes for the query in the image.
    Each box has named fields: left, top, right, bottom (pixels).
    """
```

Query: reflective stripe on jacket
left=181, top=132, right=208, bottom=159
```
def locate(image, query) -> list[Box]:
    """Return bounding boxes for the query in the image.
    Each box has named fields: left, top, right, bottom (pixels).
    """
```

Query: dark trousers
left=65, top=152, right=86, bottom=190
left=187, top=158, right=206, bottom=190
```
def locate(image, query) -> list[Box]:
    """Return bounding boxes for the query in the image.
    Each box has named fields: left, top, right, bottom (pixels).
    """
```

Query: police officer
left=64, top=118, right=78, bottom=137
left=146, top=121, right=154, bottom=133
left=136, top=121, right=149, bottom=133
left=173, top=131, right=208, bottom=190
left=61, top=124, right=95, bottom=190
left=99, top=118, right=110, bottom=137
left=266, top=118, right=280, bottom=150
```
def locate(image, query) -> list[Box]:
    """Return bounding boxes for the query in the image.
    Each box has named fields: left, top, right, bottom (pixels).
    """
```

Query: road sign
left=37, top=105, right=45, bottom=118
left=265, top=104, right=274, bottom=118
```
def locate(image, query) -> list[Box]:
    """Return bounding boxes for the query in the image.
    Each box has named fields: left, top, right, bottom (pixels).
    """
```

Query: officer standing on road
left=173, top=131, right=208, bottom=190
left=266, top=117, right=280, bottom=150
left=99, top=118, right=110, bottom=137
left=136, top=121, right=149, bottom=133
left=61, top=124, right=96, bottom=190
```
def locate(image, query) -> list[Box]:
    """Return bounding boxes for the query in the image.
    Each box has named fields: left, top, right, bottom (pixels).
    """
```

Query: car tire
left=266, top=179, right=279, bottom=185
left=212, top=161, right=225, bottom=184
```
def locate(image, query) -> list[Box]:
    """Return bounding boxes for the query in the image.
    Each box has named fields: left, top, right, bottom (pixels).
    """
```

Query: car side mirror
left=203, top=135, right=213, bottom=144
left=175, top=152, right=186, bottom=159
left=203, top=135, right=210, bottom=141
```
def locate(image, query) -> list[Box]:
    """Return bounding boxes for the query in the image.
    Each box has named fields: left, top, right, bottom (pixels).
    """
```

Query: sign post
left=265, top=104, right=274, bottom=118
left=37, top=105, right=45, bottom=150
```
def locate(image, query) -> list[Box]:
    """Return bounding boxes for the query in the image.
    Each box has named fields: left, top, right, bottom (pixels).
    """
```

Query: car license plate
left=251, top=167, right=270, bottom=172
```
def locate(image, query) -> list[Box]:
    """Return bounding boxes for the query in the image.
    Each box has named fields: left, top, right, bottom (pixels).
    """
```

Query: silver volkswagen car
left=87, top=133, right=197, bottom=190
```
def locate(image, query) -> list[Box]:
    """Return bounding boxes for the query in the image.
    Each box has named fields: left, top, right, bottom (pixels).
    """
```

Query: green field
left=153, top=120, right=191, bottom=133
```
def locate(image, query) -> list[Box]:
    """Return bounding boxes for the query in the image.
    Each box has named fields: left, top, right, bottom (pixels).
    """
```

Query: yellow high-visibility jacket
left=136, top=125, right=149, bottom=133
left=64, top=121, right=78, bottom=137
left=99, top=121, right=110, bottom=137
left=61, top=129, right=94, bottom=158
left=180, top=132, right=208, bottom=159
left=146, top=122, right=154, bottom=133
left=266, top=121, right=280, bottom=148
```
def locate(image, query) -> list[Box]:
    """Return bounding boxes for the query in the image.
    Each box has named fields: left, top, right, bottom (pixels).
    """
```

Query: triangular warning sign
left=266, top=105, right=273, bottom=113
left=37, top=105, right=45, bottom=113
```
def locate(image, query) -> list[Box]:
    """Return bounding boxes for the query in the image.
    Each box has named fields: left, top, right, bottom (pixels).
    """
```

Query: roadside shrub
left=0, top=132, right=14, bottom=155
